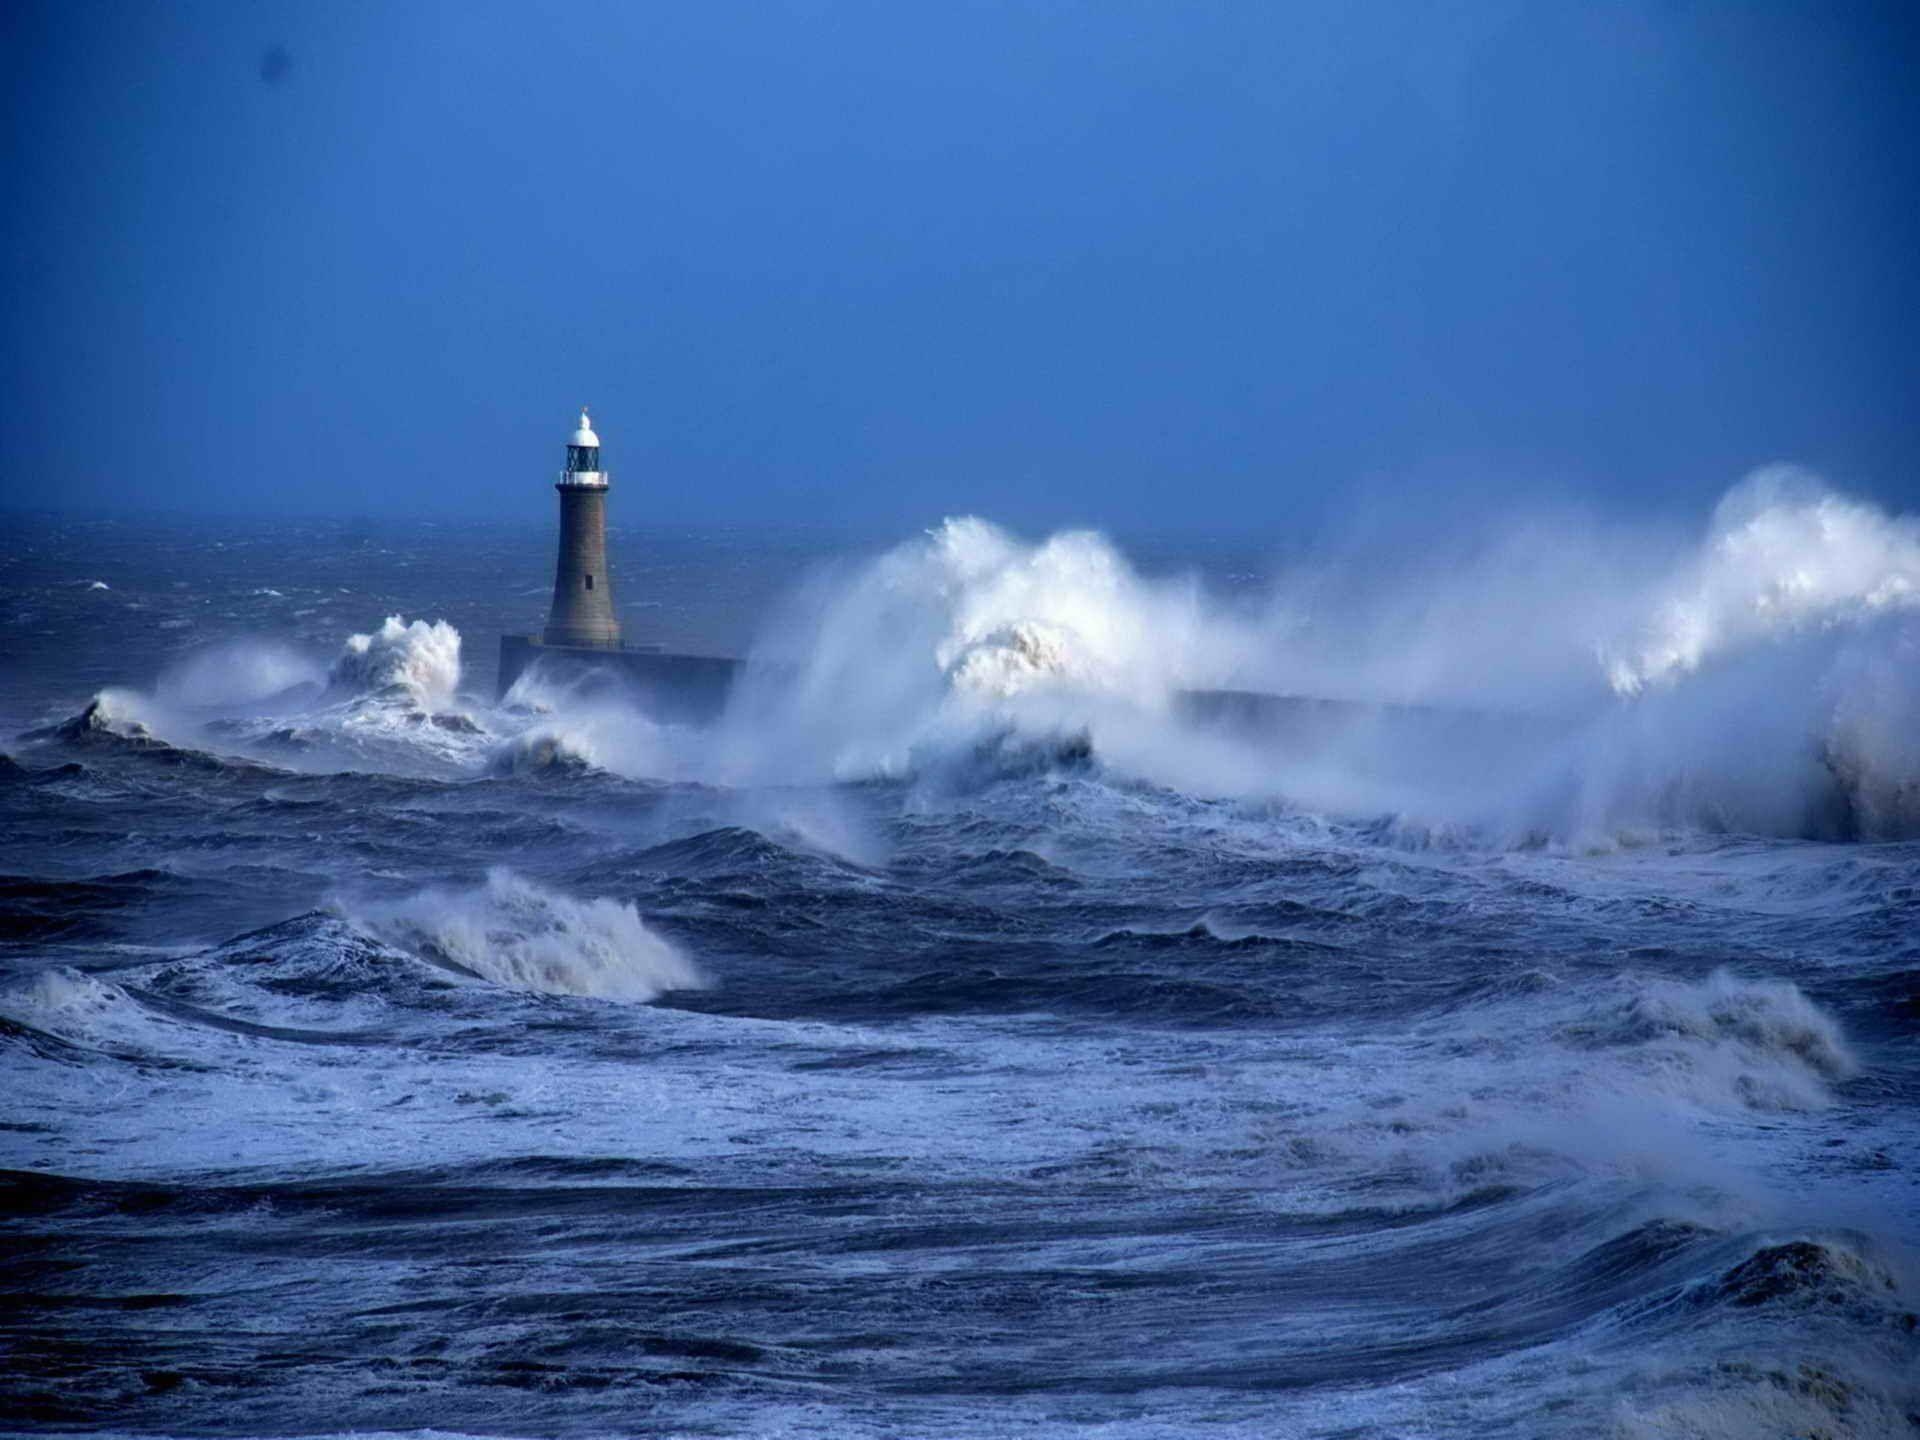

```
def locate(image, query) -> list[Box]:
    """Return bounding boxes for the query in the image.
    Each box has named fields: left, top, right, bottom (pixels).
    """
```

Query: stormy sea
left=4, top=471, right=1918, bottom=1439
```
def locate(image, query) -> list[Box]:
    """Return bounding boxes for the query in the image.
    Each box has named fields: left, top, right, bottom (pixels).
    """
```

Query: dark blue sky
left=3, top=0, right=1916, bottom=534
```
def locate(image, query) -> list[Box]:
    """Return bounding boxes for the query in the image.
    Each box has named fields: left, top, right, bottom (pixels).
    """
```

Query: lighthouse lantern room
left=563, top=408, right=604, bottom=484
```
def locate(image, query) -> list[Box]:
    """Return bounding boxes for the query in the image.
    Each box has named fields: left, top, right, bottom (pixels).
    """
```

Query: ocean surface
left=3, top=497, right=1918, bottom=1439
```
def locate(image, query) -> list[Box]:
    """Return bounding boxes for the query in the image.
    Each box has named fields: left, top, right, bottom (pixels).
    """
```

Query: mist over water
left=2, top=476, right=1917, bottom=1437
left=686, top=470, right=1920, bottom=843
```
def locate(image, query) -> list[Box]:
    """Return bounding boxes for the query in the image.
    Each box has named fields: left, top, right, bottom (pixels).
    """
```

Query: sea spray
left=1571, top=968, right=1859, bottom=1112
left=1136, top=472, right=1920, bottom=838
left=1604, top=467, right=1920, bottom=696
left=331, top=616, right=463, bottom=709
left=156, top=640, right=325, bottom=710
left=719, top=517, right=1250, bottom=783
left=1298, top=968, right=1862, bottom=1201
left=493, top=664, right=680, bottom=779
left=41, top=687, right=171, bottom=747
left=690, top=484, right=1920, bottom=837
left=339, top=868, right=701, bottom=1000
left=1821, top=624, right=1920, bottom=840
left=926, top=520, right=1241, bottom=699
left=0, top=967, right=194, bottom=1061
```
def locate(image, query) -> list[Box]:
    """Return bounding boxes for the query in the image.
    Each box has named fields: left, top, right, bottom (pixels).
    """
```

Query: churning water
left=2, top=478, right=1917, bottom=1438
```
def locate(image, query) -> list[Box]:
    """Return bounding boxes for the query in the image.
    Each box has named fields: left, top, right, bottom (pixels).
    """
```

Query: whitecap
left=330, top=615, right=462, bottom=709
left=338, top=868, right=700, bottom=1001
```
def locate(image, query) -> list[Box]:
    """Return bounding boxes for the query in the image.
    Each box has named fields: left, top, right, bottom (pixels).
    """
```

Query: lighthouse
left=543, top=407, right=622, bottom=649
left=497, top=405, right=740, bottom=716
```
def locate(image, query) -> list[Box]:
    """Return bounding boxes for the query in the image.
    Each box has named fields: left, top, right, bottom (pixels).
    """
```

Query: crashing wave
left=24, top=690, right=170, bottom=751
left=490, top=727, right=602, bottom=776
left=15, top=692, right=260, bottom=775
left=1564, top=969, right=1856, bottom=1112
left=1605, top=468, right=1920, bottom=697
left=941, top=619, right=1088, bottom=697
left=338, top=868, right=700, bottom=1001
left=16, top=618, right=499, bottom=780
left=136, top=913, right=464, bottom=1028
left=908, top=722, right=1096, bottom=789
left=1, top=967, right=134, bottom=1029
left=720, top=516, right=1243, bottom=784
left=329, top=616, right=462, bottom=709
left=922, top=519, right=1240, bottom=702
left=1819, top=626, right=1920, bottom=840
left=487, top=698, right=674, bottom=781
left=290, top=616, right=499, bottom=770
left=0, top=966, right=195, bottom=1063
left=1710, top=1236, right=1900, bottom=1312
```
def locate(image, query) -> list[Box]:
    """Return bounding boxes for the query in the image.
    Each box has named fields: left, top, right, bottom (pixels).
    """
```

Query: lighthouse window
left=585, top=574, right=594, bottom=590
left=568, top=445, right=599, bottom=473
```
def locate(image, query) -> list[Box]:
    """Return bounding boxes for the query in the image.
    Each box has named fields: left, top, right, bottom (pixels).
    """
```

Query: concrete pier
left=496, top=634, right=740, bottom=723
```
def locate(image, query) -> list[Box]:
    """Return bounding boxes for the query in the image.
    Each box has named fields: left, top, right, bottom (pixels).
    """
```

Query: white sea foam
left=492, top=665, right=679, bottom=779
left=0, top=967, right=185, bottom=1057
left=330, top=615, right=462, bottom=708
left=490, top=725, right=603, bottom=775
left=1604, top=467, right=1920, bottom=695
left=1569, top=969, right=1858, bottom=1113
left=23, top=617, right=495, bottom=777
left=0, top=967, right=132, bottom=1028
left=341, top=868, right=701, bottom=1000
left=1453, top=968, right=1859, bottom=1129
left=66, top=686, right=168, bottom=742
left=1254, top=964, right=1871, bottom=1226
left=694, top=480, right=1916, bottom=837
left=39, top=477, right=1892, bottom=841
left=923, top=518, right=1239, bottom=700
left=718, top=516, right=1249, bottom=782
left=1821, top=625, right=1920, bottom=839
left=1178, top=473, right=1917, bottom=838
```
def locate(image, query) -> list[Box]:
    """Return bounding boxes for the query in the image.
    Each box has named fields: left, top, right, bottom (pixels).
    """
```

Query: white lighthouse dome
left=569, top=407, right=600, bottom=448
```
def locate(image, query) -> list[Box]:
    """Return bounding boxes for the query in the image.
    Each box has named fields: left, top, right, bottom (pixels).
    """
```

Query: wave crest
left=1573, top=969, right=1856, bottom=1111
left=1606, top=468, right=1920, bottom=696
left=339, top=868, right=700, bottom=1000
left=490, top=727, right=602, bottom=776
left=925, top=519, right=1239, bottom=702
left=36, top=690, right=169, bottom=749
left=330, top=616, right=462, bottom=708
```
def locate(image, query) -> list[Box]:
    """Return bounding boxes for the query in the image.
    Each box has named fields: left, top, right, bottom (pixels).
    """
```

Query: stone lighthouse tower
left=543, top=407, right=622, bottom=649
left=498, top=403, right=736, bottom=710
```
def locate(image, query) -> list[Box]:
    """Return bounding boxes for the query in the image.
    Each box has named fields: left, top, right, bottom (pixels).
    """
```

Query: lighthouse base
left=497, top=635, right=742, bottom=725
